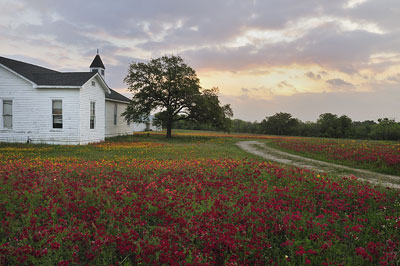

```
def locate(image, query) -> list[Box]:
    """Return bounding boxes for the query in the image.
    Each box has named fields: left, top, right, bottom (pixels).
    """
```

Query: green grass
left=0, top=133, right=259, bottom=161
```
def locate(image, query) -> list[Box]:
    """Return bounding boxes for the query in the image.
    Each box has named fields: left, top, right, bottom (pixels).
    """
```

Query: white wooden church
left=0, top=53, right=152, bottom=144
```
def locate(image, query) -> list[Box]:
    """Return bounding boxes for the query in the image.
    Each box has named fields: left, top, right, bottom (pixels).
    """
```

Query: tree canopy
left=123, top=55, right=232, bottom=137
left=260, top=112, right=299, bottom=135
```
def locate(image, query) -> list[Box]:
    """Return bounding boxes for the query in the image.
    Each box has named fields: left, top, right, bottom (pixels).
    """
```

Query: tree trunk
left=166, top=121, right=172, bottom=138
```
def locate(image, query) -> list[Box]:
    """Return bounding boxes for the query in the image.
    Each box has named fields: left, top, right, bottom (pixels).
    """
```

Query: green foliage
left=316, top=113, right=352, bottom=138
left=369, top=118, right=400, bottom=140
left=182, top=112, right=399, bottom=141
left=349, top=120, right=376, bottom=139
left=123, top=55, right=232, bottom=137
left=231, top=119, right=261, bottom=134
left=260, top=112, right=300, bottom=135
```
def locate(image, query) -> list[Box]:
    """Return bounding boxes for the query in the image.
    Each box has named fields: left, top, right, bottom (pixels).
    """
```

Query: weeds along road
left=237, top=140, right=400, bottom=189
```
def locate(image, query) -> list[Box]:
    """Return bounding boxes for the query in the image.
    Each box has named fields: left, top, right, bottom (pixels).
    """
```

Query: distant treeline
left=172, top=112, right=400, bottom=141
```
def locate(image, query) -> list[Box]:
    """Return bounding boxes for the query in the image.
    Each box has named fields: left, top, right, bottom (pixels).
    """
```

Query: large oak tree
left=123, top=55, right=232, bottom=138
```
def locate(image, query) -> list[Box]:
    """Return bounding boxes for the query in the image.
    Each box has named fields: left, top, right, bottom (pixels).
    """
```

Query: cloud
left=102, top=55, right=146, bottom=90
left=221, top=85, right=399, bottom=122
left=277, top=81, right=297, bottom=91
left=386, top=73, right=400, bottom=82
left=183, top=22, right=400, bottom=76
left=1, top=0, right=400, bottom=122
left=306, top=71, right=321, bottom=80
left=326, top=78, right=355, bottom=88
left=3, top=0, right=400, bottom=76
left=319, top=71, right=328, bottom=76
left=344, top=0, right=400, bottom=31
left=240, top=87, right=274, bottom=98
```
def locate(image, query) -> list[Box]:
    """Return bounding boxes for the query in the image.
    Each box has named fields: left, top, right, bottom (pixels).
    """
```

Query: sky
left=0, top=0, right=399, bottom=122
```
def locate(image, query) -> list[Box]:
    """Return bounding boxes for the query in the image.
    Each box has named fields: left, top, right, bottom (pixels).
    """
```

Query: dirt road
left=237, top=140, right=400, bottom=189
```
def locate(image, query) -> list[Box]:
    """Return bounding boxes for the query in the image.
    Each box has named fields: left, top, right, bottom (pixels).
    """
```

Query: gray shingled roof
left=0, top=56, right=130, bottom=102
left=106, top=89, right=131, bottom=102
left=1, top=56, right=58, bottom=83
left=32, top=72, right=97, bottom=86
left=0, top=56, right=96, bottom=86
left=90, top=54, right=105, bottom=69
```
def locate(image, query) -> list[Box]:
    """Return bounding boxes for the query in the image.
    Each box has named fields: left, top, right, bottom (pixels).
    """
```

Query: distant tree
left=349, top=120, right=376, bottom=139
left=173, top=108, right=399, bottom=141
left=261, top=112, right=299, bottom=135
left=231, top=119, right=245, bottom=133
left=317, top=113, right=339, bottom=138
left=297, top=121, right=319, bottom=137
left=229, top=119, right=260, bottom=134
left=369, top=118, right=400, bottom=140
left=123, top=55, right=232, bottom=137
left=338, top=115, right=352, bottom=138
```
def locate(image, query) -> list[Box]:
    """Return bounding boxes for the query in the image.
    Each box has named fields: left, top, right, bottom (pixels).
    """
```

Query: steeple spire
left=90, top=51, right=105, bottom=79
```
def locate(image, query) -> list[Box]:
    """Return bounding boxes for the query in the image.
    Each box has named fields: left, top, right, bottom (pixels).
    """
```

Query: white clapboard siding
left=0, top=65, right=80, bottom=144
left=78, top=76, right=106, bottom=144
left=105, top=100, right=134, bottom=137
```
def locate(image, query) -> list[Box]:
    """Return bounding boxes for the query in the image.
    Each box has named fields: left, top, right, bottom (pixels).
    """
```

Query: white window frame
left=91, top=81, right=96, bottom=86
left=1, top=99, right=13, bottom=130
left=51, top=99, right=63, bottom=129
left=90, top=101, right=96, bottom=129
left=113, top=103, right=117, bottom=126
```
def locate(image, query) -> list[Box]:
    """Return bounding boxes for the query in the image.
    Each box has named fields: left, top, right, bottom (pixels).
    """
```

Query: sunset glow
left=1, top=0, right=399, bottom=121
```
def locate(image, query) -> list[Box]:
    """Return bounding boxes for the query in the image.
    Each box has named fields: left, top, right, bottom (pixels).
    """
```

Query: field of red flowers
left=266, top=137, right=400, bottom=176
left=136, top=131, right=400, bottom=175
left=1, top=136, right=400, bottom=265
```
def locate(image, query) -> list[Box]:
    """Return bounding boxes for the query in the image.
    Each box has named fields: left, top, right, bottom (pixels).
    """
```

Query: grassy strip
left=0, top=133, right=258, bottom=161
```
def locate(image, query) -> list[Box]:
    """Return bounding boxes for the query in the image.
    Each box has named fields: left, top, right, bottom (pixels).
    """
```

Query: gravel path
left=237, top=140, right=400, bottom=189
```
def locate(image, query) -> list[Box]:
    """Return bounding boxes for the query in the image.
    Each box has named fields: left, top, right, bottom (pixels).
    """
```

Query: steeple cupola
left=90, top=50, right=105, bottom=79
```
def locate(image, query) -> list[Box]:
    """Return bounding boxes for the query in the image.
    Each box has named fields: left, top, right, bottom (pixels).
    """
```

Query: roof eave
left=0, top=63, right=37, bottom=86
left=35, top=85, right=82, bottom=89
left=105, top=98, right=130, bottom=104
